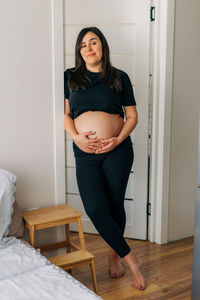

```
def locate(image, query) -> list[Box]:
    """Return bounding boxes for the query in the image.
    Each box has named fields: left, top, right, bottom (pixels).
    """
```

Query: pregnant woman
left=64, top=27, right=145, bottom=290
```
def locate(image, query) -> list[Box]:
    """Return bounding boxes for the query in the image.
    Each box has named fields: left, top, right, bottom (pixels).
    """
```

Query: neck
left=86, top=63, right=102, bottom=73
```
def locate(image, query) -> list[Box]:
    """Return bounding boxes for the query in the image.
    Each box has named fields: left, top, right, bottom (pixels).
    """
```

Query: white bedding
left=0, top=169, right=102, bottom=300
left=0, top=237, right=102, bottom=300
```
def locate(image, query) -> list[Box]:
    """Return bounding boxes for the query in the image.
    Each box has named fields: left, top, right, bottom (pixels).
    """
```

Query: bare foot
left=136, top=257, right=143, bottom=269
left=109, top=249, right=125, bottom=278
left=131, top=262, right=145, bottom=290
left=123, top=251, right=145, bottom=290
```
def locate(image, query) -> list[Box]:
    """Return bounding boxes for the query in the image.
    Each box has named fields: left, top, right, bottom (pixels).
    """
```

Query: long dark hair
left=69, top=27, right=122, bottom=92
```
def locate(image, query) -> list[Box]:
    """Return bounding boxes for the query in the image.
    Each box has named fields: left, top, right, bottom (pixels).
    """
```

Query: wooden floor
left=69, top=233, right=193, bottom=300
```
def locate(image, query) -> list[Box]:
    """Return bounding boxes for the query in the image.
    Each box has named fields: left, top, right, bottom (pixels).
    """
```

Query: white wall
left=0, top=1, right=56, bottom=210
left=168, top=0, right=200, bottom=241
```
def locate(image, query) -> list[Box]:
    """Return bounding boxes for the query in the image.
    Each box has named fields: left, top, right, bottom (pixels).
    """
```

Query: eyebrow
left=81, top=38, right=97, bottom=45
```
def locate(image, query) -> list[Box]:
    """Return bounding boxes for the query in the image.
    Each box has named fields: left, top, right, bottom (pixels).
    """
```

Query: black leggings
left=73, top=136, right=134, bottom=258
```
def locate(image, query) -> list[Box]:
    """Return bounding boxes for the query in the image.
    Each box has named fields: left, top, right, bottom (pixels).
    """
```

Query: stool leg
left=29, top=225, right=35, bottom=247
left=65, top=223, right=72, bottom=274
left=77, top=217, right=86, bottom=251
left=65, top=224, right=71, bottom=253
left=89, top=258, right=98, bottom=294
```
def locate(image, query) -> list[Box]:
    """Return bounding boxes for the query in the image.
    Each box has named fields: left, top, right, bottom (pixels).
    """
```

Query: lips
left=87, top=53, right=95, bottom=57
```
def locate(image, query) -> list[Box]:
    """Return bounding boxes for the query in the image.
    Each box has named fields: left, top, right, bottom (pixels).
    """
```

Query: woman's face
left=80, top=31, right=103, bottom=70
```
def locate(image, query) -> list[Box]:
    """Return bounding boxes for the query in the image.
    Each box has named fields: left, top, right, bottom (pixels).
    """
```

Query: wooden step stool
left=22, top=204, right=98, bottom=293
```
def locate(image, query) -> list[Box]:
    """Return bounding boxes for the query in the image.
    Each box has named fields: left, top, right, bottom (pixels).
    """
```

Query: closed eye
left=81, top=42, right=97, bottom=48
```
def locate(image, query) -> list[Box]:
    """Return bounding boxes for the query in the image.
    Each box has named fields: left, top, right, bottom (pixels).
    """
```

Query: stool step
left=49, top=250, right=94, bottom=269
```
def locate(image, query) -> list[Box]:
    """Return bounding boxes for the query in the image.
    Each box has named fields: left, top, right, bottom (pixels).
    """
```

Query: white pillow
left=8, top=200, right=24, bottom=238
left=0, top=169, right=16, bottom=240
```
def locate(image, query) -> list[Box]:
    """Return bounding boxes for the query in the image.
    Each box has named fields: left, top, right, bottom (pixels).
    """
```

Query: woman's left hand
left=95, top=137, right=120, bottom=154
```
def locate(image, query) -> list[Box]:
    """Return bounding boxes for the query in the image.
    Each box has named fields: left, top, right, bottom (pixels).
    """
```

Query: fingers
left=87, top=144, right=98, bottom=149
left=83, top=130, right=96, bottom=137
left=87, top=141, right=104, bottom=149
left=89, top=142, right=104, bottom=147
left=97, top=144, right=111, bottom=152
left=88, top=139, right=106, bottom=149
left=88, top=138, right=103, bottom=144
left=96, top=148, right=110, bottom=153
left=95, top=140, right=117, bottom=153
left=95, top=149, right=109, bottom=154
left=83, top=131, right=103, bottom=143
left=101, top=138, right=112, bottom=143
left=88, top=143, right=105, bottom=150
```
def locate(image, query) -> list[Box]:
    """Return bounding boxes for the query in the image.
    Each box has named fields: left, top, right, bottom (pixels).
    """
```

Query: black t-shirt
left=64, top=68, right=136, bottom=120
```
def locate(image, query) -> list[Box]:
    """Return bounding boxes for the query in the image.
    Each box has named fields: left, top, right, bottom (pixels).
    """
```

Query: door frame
left=52, top=0, right=176, bottom=244
left=51, top=0, right=66, bottom=206
left=148, top=0, right=175, bottom=243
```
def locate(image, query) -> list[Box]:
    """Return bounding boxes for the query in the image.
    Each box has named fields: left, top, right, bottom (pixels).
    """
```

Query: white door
left=64, top=0, right=150, bottom=240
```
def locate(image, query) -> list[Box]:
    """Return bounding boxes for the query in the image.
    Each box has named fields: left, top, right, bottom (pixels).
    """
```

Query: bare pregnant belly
left=74, top=111, right=124, bottom=153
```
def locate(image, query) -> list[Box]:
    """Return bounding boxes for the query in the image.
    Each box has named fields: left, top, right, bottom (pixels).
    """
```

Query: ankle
left=109, top=248, right=119, bottom=259
left=123, top=251, right=138, bottom=265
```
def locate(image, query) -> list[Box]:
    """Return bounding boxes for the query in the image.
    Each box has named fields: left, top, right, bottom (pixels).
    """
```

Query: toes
left=110, top=272, right=124, bottom=278
left=109, top=270, right=118, bottom=278
left=109, top=259, right=125, bottom=279
left=132, top=281, right=145, bottom=290
left=140, top=285, right=145, bottom=290
left=139, top=284, right=143, bottom=290
left=132, top=282, right=139, bottom=289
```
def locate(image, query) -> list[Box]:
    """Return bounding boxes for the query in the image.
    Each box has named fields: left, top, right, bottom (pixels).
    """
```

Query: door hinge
left=150, top=6, right=155, bottom=21
left=147, top=203, right=151, bottom=216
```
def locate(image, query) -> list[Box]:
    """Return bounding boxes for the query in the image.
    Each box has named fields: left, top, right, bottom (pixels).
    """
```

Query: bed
left=0, top=169, right=102, bottom=300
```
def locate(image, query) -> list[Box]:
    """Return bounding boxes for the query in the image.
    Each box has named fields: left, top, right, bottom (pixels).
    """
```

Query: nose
left=85, top=43, right=92, bottom=52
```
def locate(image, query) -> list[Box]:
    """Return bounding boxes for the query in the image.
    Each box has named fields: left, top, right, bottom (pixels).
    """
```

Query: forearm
left=116, top=116, right=138, bottom=144
left=64, top=114, right=78, bottom=140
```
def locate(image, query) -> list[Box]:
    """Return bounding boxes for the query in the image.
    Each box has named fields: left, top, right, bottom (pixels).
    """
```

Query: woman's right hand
left=73, top=131, right=103, bottom=153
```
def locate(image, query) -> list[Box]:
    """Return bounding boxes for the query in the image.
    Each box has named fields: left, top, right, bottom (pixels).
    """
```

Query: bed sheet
left=0, top=237, right=102, bottom=300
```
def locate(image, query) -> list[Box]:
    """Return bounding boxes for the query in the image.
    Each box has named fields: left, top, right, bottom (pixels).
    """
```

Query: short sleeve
left=121, top=72, right=136, bottom=106
left=64, top=69, right=70, bottom=99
